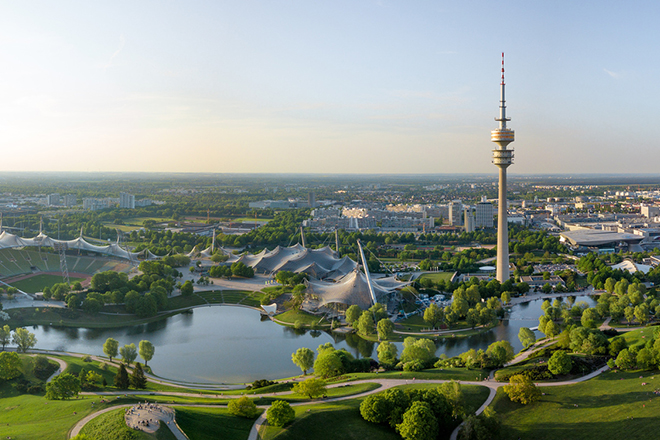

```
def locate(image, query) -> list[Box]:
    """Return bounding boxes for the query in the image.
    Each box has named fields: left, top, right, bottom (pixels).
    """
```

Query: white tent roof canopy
left=0, top=230, right=150, bottom=261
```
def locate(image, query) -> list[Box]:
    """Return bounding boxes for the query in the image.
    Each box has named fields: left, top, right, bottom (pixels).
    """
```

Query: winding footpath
left=29, top=339, right=613, bottom=440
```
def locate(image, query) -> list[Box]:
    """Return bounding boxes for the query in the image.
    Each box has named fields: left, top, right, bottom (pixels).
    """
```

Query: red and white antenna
left=501, top=52, right=505, bottom=85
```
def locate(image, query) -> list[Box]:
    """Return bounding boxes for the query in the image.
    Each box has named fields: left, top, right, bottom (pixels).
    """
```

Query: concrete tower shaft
left=491, top=53, right=515, bottom=283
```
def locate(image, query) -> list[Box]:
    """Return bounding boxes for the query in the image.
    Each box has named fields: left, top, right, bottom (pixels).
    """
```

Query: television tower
left=491, top=53, right=515, bottom=282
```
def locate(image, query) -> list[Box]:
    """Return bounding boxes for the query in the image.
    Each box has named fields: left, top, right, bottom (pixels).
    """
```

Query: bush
left=247, top=379, right=276, bottom=390
left=403, top=360, right=425, bottom=372
left=81, top=355, right=92, bottom=362
left=266, top=400, right=295, bottom=427
left=228, top=396, right=259, bottom=418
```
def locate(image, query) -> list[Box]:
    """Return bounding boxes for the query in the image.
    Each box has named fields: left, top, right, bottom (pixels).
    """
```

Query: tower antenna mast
left=491, top=53, right=515, bottom=282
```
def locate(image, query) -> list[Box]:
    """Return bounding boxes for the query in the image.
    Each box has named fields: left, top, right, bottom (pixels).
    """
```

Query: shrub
left=403, top=360, right=425, bottom=372
left=228, top=396, right=259, bottom=418
left=266, top=400, right=295, bottom=427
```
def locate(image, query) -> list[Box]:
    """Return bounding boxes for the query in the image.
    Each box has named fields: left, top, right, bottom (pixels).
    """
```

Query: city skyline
left=1, top=1, right=658, bottom=174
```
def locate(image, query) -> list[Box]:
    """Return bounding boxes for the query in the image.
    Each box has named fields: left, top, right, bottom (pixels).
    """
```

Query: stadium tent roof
left=234, top=244, right=358, bottom=280
left=305, top=268, right=407, bottom=310
left=0, top=230, right=147, bottom=261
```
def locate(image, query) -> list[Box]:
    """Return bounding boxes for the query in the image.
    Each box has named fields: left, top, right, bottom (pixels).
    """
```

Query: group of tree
left=112, top=362, right=148, bottom=390
left=611, top=327, right=660, bottom=371
left=437, top=340, right=515, bottom=370
left=345, top=303, right=393, bottom=339
left=312, top=343, right=375, bottom=378
left=0, top=326, right=37, bottom=353
left=360, top=381, right=467, bottom=440
left=63, top=261, right=184, bottom=317
left=103, top=338, right=155, bottom=366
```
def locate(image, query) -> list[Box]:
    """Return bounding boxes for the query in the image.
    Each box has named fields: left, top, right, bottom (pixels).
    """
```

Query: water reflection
left=28, top=295, right=598, bottom=383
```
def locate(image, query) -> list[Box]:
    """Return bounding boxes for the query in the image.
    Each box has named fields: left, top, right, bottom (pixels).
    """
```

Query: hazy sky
left=1, top=1, right=658, bottom=174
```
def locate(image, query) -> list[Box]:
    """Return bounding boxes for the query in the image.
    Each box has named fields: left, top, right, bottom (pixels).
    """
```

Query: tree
left=356, top=311, right=375, bottom=336
left=401, top=337, right=436, bottom=365
left=486, top=340, right=514, bottom=367
left=636, top=348, right=654, bottom=370
left=503, top=374, right=541, bottom=404
left=130, top=362, right=148, bottom=389
left=360, top=393, right=395, bottom=424
left=180, top=280, right=194, bottom=296
left=291, top=347, right=315, bottom=375
left=228, top=396, right=259, bottom=418
left=518, top=327, right=536, bottom=348
left=103, top=338, right=119, bottom=362
left=139, top=340, right=155, bottom=366
left=544, top=320, right=559, bottom=338
left=624, top=306, right=635, bottom=325
left=548, top=350, right=572, bottom=376
left=377, top=342, right=398, bottom=366
left=12, top=327, right=37, bottom=353
left=0, top=351, right=22, bottom=380
left=0, top=325, right=10, bottom=351
left=466, top=308, right=479, bottom=329
left=501, top=291, right=511, bottom=305
left=313, top=350, right=344, bottom=378
left=293, top=377, right=327, bottom=399
left=634, top=304, right=649, bottom=325
left=541, top=283, right=552, bottom=294
left=396, top=401, right=438, bottom=440
left=267, top=400, right=295, bottom=427
left=114, top=363, right=130, bottom=389
left=346, top=305, right=362, bottom=326
left=46, top=373, right=81, bottom=400
left=377, top=318, right=394, bottom=340
left=615, top=349, right=636, bottom=370
left=458, top=407, right=501, bottom=440
left=120, top=343, right=137, bottom=365
left=581, top=308, right=600, bottom=329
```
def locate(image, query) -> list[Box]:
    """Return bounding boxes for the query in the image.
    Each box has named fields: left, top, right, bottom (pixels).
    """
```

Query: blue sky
left=0, top=1, right=658, bottom=174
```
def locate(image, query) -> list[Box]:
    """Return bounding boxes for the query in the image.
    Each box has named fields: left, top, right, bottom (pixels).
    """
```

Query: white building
left=64, top=194, right=77, bottom=207
left=464, top=208, right=476, bottom=233
left=119, top=192, right=135, bottom=209
left=47, top=193, right=60, bottom=206
left=475, top=197, right=493, bottom=228
left=449, top=200, right=463, bottom=226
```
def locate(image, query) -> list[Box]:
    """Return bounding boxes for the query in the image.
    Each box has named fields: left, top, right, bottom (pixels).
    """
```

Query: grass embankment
left=8, top=274, right=86, bottom=293
left=260, top=384, right=490, bottom=440
left=493, top=370, right=660, bottom=440
left=395, top=314, right=495, bottom=338
left=5, top=306, right=181, bottom=329
left=0, top=381, right=119, bottom=440
left=175, top=406, right=261, bottom=440
left=274, top=309, right=330, bottom=328
left=79, top=407, right=176, bottom=440
left=60, top=356, right=191, bottom=394
left=347, top=367, right=490, bottom=382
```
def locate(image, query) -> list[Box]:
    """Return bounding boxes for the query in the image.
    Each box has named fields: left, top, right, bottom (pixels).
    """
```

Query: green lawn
left=348, top=367, right=490, bottom=382
left=0, top=383, right=121, bottom=440
left=79, top=407, right=166, bottom=440
left=175, top=406, right=260, bottom=440
left=417, top=272, right=454, bottom=282
left=493, top=370, right=660, bottom=440
left=260, top=384, right=490, bottom=440
left=8, top=274, right=85, bottom=293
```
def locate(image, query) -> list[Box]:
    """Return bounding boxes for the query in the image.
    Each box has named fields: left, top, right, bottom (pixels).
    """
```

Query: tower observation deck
left=492, top=53, right=515, bottom=282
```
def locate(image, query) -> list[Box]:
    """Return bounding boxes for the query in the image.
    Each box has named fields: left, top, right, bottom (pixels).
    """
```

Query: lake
left=28, top=295, right=597, bottom=383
